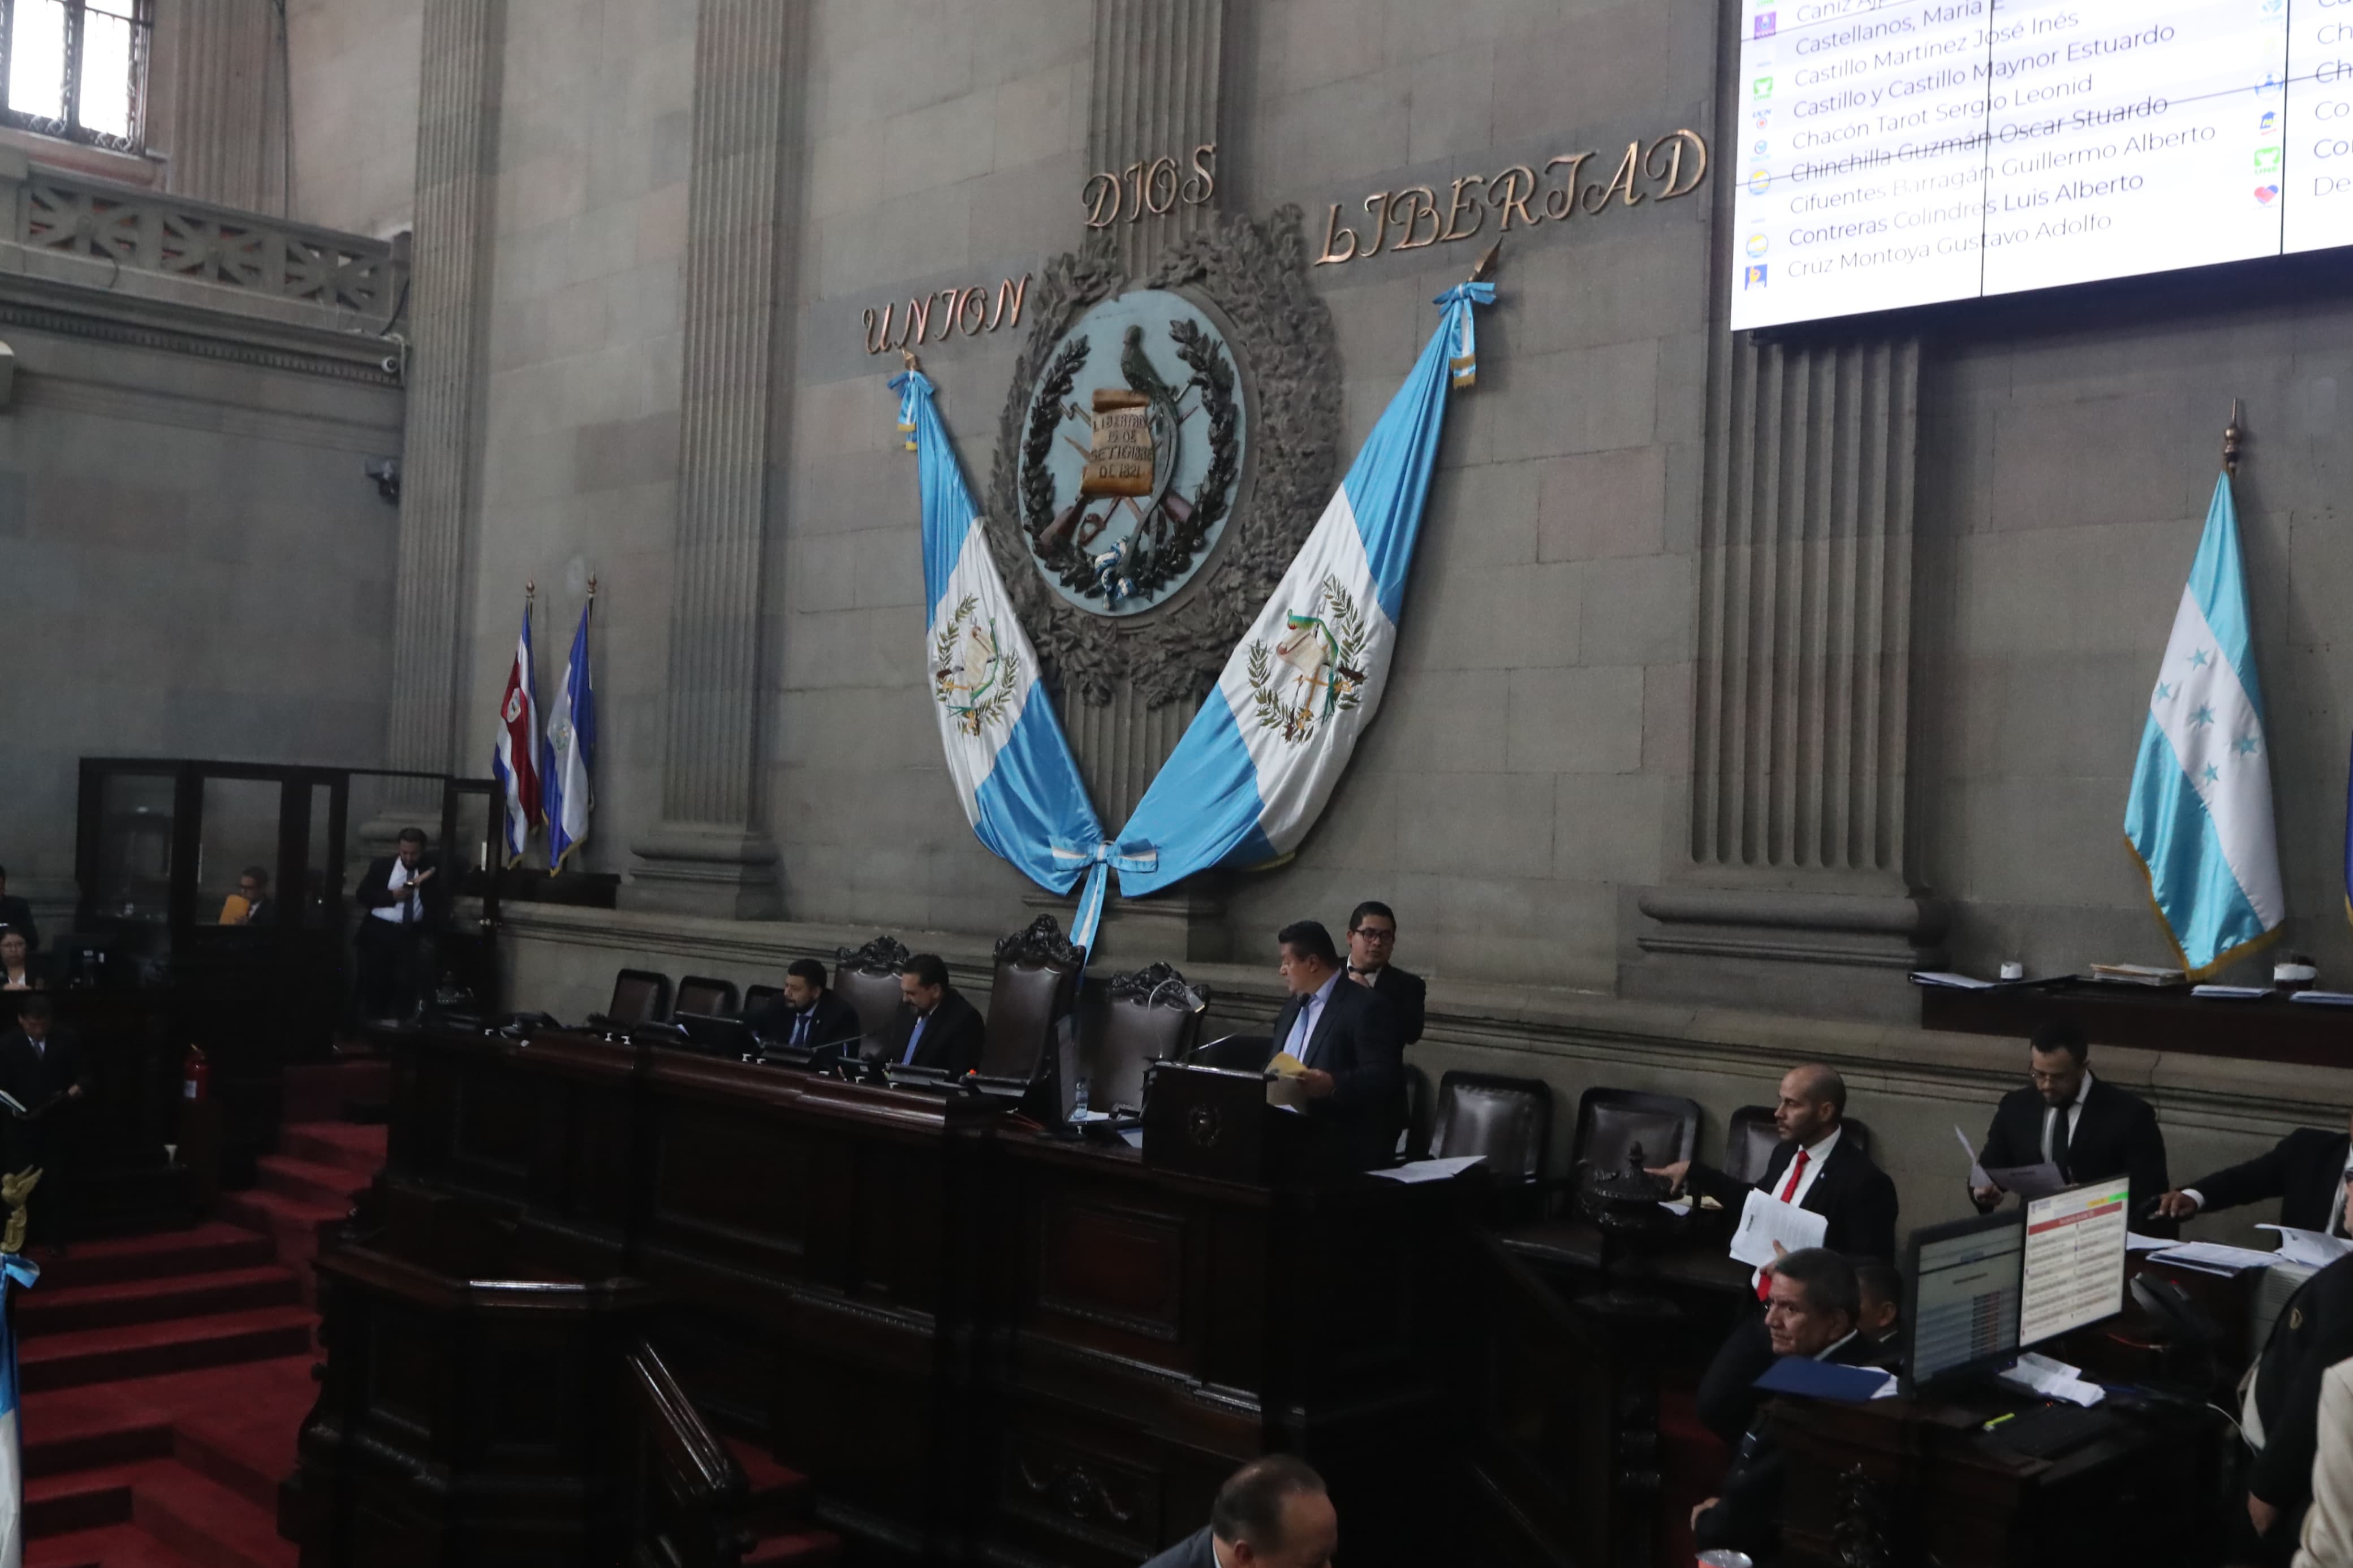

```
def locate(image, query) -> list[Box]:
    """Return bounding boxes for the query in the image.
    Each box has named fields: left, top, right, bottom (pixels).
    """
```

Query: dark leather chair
left=1727, top=1107, right=1874, bottom=1186
left=1400, top=1063, right=1432, bottom=1160
left=603, top=969, right=670, bottom=1026
left=1496, top=1087, right=1701, bottom=1272
left=675, top=975, right=738, bottom=1017
left=1092, top=963, right=1209, bottom=1112
left=1428, top=1072, right=1553, bottom=1185
left=832, top=935, right=912, bottom=1052
left=979, top=917, right=1083, bottom=1081
left=740, top=984, right=780, bottom=1018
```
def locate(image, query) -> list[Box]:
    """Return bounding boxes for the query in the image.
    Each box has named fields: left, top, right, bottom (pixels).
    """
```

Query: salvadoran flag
left=891, top=369, right=1131, bottom=932
left=543, top=599, right=596, bottom=871
left=2123, top=471, right=2283, bottom=978
left=0, top=1253, right=36, bottom=1568
left=1113, top=281, right=1493, bottom=892
left=490, top=600, right=542, bottom=867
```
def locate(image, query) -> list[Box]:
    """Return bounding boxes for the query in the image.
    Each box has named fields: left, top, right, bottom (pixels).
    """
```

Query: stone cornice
left=0, top=269, right=402, bottom=385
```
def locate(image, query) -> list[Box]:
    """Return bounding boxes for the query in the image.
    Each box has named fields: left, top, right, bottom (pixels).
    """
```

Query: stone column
left=1088, top=0, right=1225, bottom=278
left=624, top=0, right=799, bottom=918
left=373, top=0, right=501, bottom=826
left=1626, top=332, right=1947, bottom=1021
left=148, top=0, right=281, bottom=212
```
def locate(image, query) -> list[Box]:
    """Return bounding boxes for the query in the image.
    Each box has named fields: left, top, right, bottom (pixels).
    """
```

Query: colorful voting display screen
left=2019, top=1177, right=2132, bottom=1347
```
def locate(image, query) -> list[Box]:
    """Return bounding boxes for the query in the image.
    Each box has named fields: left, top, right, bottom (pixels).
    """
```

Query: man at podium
left=1268, top=921, right=1403, bottom=1170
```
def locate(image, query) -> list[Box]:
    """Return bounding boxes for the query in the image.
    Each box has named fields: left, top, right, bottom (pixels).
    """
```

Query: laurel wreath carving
left=1243, top=575, right=1371, bottom=745
left=1018, top=322, right=1241, bottom=608
left=989, top=209, right=1343, bottom=709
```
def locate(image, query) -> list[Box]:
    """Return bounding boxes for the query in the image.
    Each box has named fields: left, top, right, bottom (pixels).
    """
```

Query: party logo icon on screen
left=1746, top=234, right=1770, bottom=258
left=2260, top=110, right=2278, bottom=135
left=1754, top=10, right=1777, bottom=36
left=1744, top=264, right=1769, bottom=290
left=2255, top=146, right=2282, bottom=172
left=2256, top=184, right=2281, bottom=205
left=1753, top=75, right=1774, bottom=99
left=1749, top=167, right=1772, bottom=195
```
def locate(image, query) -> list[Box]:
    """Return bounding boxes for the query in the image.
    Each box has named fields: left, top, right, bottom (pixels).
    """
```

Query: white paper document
left=2125, top=1233, right=2177, bottom=1253
left=1984, top=1161, right=2068, bottom=1200
left=1955, top=1125, right=1992, bottom=1190
left=2151, top=1241, right=2279, bottom=1276
left=1729, top=1188, right=1829, bottom=1268
left=2292, top=990, right=2353, bottom=1007
left=2191, top=984, right=2270, bottom=1000
left=1912, top=970, right=1993, bottom=990
left=2260, top=1225, right=2353, bottom=1269
left=1368, top=1155, right=1485, bottom=1185
left=1998, top=1351, right=2105, bottom=1409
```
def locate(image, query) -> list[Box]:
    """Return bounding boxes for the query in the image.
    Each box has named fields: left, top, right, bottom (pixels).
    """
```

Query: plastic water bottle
left=1072, top=1076, right=1091, bottom=1120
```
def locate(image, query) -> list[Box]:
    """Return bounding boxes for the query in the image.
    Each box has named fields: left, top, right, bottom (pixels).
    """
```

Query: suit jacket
left=1137, top=1526, right=1217, bottom=1568
left=2295, top=1358, right=2353, bottom=1568
left=1356, top=963, right=1426, bottom=1045
left=881, top=988, right=986, bottom=1077
left=2188, top=1128, right=2351, bottom=1234
left=1695, top=1333, right=1890, bottom=1560
left=1688, top=1128, right=1901, bottom=1262
left=2253, top=1255, right=2353, bottom=1514
left=0, top=895, right=36, bottom=951
left=354, top=855, right=448, bottom=935
left=0, top=1027, right=90, bottom=1116
left=1269, top=976, right=1404, bottom=1169
left=746, top=990, right=860, bottom=1051
left=1981, top=1078, right=2169, bottom=1222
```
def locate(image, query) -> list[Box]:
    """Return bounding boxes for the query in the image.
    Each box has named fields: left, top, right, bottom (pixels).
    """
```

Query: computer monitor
left=2019, top=1177, right=2133, bottom=1349
left=1903, top=1210, right=2025, bottom=1392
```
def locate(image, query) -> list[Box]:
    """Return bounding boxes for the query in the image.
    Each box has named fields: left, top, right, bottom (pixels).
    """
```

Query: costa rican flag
left=491, top=598, right=543, bottom=866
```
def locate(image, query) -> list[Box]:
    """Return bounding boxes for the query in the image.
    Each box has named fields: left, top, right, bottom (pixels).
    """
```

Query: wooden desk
left=1920, top=978, right=2353, bottom=1069
left=323, top=1028, right=1473, bottom=1567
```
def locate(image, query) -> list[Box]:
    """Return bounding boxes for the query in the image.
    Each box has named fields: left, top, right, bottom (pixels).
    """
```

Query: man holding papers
left=1265, top=921, right=1402, bottom=1171
left=1970, top=1022, right=2170, bottom=1228
left=2154, top=1111, right=2353, bottom=1234
left=1649, top=1062, right=1899, bottom=1272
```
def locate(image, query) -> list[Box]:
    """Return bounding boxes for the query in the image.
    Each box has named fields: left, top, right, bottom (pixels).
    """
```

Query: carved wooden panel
left=1033, top=1194, right=1186, bottom=1343
left=1001, top=1420, right=1158, bottom=1565
left=648, top=1104, right=815, bottom=1272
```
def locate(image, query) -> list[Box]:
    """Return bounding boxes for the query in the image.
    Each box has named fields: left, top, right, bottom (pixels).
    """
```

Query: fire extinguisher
left=182, top=1046, right=210, bottom=1103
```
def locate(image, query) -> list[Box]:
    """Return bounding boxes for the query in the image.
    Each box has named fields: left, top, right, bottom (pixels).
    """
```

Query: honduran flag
left=2123, top=471, right=2284, bottom=978
left=542, top=597, right=596, bottom=871
left=490, top=598, right=543, bottom=867
left=1112, top=280, right=1493, bottom=892
left=890, top=369, right=1128, bottom=938
left=0, top=1252, right=36, bottom=1568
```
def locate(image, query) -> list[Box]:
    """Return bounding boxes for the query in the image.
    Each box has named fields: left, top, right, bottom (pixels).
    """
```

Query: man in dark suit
left=354, top=828, right=447, bottom=1021
left=1140, top=1454, right=1336, bottom=1568
left=2241, top=1166, right=2353, bottom=1563
left=1970, top=1021, right=2169, bottom=1224
left=2154, top=1111, right=2353, bottom=1233
left=881, top=953, right=985, bottom=1075
left=746, top=958, right=861, bottom=1052
left=1343, top=900, right=1425, bottom=1046
left=1268, top=920, right=1404, bottom=1170
left=0, top=864, right=38, bottom=952
left=0, top=996, right=90, bottom=1254
left=1652, top=1063, right=1901, bottom=1264
left=1693, top=1249, right=1887, bottom=1562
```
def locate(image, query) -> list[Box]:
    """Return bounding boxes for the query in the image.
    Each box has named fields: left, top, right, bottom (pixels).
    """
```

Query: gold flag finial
left=524, top=578, right=536, bottom=601
left=2223, top=400, right=2244, bottom=476
left=1469, top=240, right=1501, bottom=282
left=586, top=573, right=597, bottom=601
left=900, top=346, right=920, bottom=373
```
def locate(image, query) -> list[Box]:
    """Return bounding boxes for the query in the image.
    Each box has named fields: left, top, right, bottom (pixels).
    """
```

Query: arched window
left=2, top=0, right=149, bottom=152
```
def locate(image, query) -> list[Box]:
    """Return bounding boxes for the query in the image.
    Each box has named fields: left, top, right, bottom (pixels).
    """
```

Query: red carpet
left=13, top=1054, right=839, bottom=1568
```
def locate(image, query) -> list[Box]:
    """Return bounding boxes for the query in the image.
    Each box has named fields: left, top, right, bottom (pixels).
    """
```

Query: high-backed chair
left=832, top=935, right=912, bottom=1051
left=1496, top=1087, right=1701, bottom=1272
left=1399, top=1063, right=1432, bottom=1160
left=740, top=984, right=781, bottom=1018
left=1093, top=963, right=1210, bottom=1112
left=1428, top=1072, right=1553, bottom=1186
left=675, top=975, right=739, bottom=1018
left=979, top=916, right=1083, bottom=1082
left=603, top=969, right=670, bottom=1026
left=1726, top=1107, right=1875, bottom=1186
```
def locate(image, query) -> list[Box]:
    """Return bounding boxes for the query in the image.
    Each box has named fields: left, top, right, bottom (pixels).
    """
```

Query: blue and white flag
left=1113, top=281, right=1494, bottom=893
left=892, top=369, right=1133, bottom=939
left=543, top=597, right=596, bottom=871
left=0, top=1252, right=36, bottom=1568
left=2124, top=472, right=2283, bottom=978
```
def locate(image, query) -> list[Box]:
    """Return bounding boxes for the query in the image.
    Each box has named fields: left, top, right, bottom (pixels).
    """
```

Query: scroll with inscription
left=1080, top=388, right=1154, bottom=498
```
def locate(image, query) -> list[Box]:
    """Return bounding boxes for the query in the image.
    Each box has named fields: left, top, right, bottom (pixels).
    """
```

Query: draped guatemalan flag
left=1113, top=280, right=1494, bottom=893
left=542, top=597, right=596, bottom=871
left=891, top=368, right=1128, bottom=939
left=490, top=599, right=544, bottom=867
left=0, top=1252, right=35, bottom=1568
left=2123, top=472, right=2284, bottom=978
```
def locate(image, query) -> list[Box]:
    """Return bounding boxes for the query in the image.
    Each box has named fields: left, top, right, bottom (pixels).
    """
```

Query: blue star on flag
left=2156, top=682, right=2175, bottom=701
left=2234, top=735, right=2260, bottom=756
left=2188, top=649, right=2212, bottom=668
left=2191, top=704, right=2217, bottom=727
left=2203, top=763, right=2222, bottom=784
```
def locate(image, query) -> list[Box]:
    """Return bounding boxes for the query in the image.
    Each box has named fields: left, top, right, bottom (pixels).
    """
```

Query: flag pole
left=2223, top=399, right=2243, bottom=476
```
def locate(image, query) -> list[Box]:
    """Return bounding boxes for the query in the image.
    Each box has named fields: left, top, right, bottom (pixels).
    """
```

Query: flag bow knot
left=1436, top=280, right=1496, bottom=388
left=1052, top=839, right=1160, bottom=953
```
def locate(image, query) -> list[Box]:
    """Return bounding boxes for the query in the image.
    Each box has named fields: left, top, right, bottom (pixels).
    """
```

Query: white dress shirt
left=2184, top=1141, right=2353, bottom=1236
left=2041, top=1070, right=2093, bottom=1164
left=1778, top=1125, right=1842, bottom=1211
left=1283, top=969, right=1343, bottom=1067
left=370, top=859, right=424, bottom=926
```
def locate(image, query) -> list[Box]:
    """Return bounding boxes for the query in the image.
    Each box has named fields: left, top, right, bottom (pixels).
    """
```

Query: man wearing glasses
left=1343, top=901, right=1424, bottom=1046
left=1967, top=1020, right=2170, bottom=1228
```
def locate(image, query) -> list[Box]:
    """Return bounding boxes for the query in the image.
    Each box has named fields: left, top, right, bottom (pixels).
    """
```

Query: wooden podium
left=1140, top=1060, right=1343, bottom=1185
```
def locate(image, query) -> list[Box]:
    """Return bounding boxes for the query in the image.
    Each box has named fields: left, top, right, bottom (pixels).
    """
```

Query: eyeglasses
left=1351, top=926, right=1396, bottom=942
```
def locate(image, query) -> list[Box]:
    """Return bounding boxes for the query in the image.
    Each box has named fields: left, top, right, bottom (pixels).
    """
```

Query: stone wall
left=286, top=0, right=426, bottom=237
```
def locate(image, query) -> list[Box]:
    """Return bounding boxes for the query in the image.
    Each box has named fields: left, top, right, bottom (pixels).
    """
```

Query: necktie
left=2048, top=1103, right=2074, bottom=1181
left=900, top=1014, right=928, bottom=1066
left=791, top=1010, right=810, bottom=1048
left=1287, top=994, right=1320, bottom=1066
left=1758, top=1148, right=1813, bottom=1303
